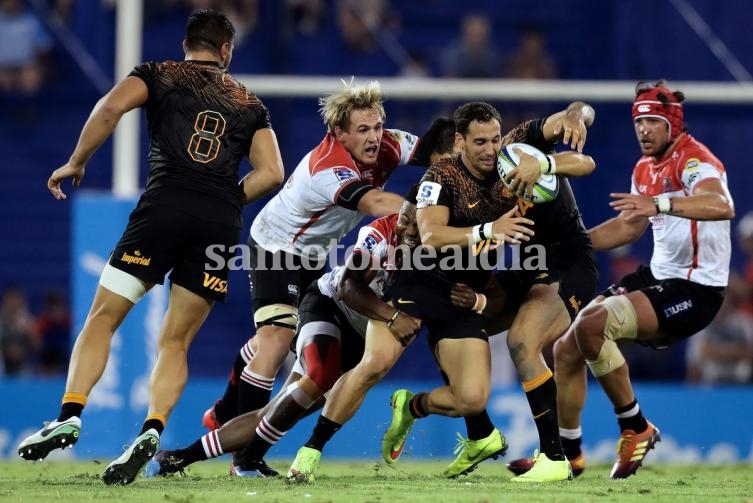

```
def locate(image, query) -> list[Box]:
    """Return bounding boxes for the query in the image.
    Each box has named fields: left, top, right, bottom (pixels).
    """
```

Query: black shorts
left=110, top=196, right=240, bottom=302
left=247, top=235, right=326, bottom=311
left=384, top=268, right=487, bottom=348
left=603, top=265, right=725, bottom=346
left=494, top=248, right=599, bottom=320
left=295, top=282, right=366, bottom=373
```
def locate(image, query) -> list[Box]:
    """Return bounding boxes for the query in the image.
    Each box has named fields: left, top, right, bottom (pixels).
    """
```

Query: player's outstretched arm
left=356, top=189, right=404, bottom=217
left=609, top=179, right=734, bottom=221
left=241, top=128, right=285, bottom=204
left=48, top=76, right=148, bottom=200
left=588, top=210, right=650, bottom=251
left=542, top=101, right=596, bottom=153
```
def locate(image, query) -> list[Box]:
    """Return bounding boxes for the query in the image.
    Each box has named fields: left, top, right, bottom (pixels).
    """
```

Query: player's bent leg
left=67, top=278, right=146, bottom=395
left=149, top=284, right=213, bottom=419
left=237, top=322, right=295, bottom=414
left=327, top=320, right=405, bottom=424
left=204, top=336, right=259, bottom=430
left=430, top=338, right=491, bottom=418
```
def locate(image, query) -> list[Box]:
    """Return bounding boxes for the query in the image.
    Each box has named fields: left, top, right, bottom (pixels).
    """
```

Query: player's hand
left=388, top=312, right=422, bottom=347
left=609, top=193, right=658, bottom=217
left=491, top=207, right=534, bottom=244
left=553, top=107, right=590, bottom=152
left=450, top=283, right=477, bottom=310
left=503, top=148, right=541, bottom=199
left=48, top=163, right=86, bottom=200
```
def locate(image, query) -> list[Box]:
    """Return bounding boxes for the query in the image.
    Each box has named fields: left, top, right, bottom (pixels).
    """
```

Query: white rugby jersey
left=630, top=133, right=732, bottom=286
left=317, top=214, right=399, bottom=338
left=250, top=129, right=418, bottom=257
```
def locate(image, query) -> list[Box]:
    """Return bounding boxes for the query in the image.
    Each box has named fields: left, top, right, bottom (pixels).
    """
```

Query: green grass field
left=1, top=459, right=751, bottom=503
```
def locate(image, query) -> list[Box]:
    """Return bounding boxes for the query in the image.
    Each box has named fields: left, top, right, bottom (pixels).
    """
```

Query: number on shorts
left=188, top=110, right=226, bottom=163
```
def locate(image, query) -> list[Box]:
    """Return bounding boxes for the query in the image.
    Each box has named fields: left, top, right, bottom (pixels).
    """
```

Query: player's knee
left=254, top=303, right=298, bottom=331
left=573, top=306, right=607, bottom=359
left=585, top=339, right=626, bottom=378
left=454, top=389, right=487, bottom=417
left=356, top=352, right=395, bottom=383
left=302, top=337, right=341, bottom=391
left=553, top=332, right=581, bottom=369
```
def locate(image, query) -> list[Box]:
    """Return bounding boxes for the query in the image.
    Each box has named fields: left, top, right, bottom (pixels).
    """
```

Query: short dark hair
left=453, top=102, right=502, bottom=136
left=185, top=9, right=235, bottom=55
left=404, top=184, right=420, bottom=205
left=412, top=117, right=455, bottom=167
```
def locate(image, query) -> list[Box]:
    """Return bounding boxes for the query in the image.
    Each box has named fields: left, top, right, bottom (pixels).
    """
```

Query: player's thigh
left=109, top=199, right=185, bottom=286
left=508, top=282, right=571, bottom=348
left=435, top=337, right=491, bottom=398
left=358, top=320, right=405, bottom=376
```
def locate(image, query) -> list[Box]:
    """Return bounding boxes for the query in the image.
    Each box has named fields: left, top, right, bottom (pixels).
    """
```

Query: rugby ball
left=497, top=142, right=559, bottom=203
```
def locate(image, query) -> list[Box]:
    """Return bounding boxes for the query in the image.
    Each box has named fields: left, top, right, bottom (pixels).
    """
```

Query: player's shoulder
left=674, top=133, right=724, bottom=173
left=424, top=155, right=461, bottom=179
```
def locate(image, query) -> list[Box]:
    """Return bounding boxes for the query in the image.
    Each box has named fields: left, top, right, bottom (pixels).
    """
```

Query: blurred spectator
left=285, top=0, right=323, bottom=35
left=505, top=27, right=558, bottom=80
left=441, top=13, right=501, bottom=79
left=686, top=289, right=753, bottom=384
left=34, top=290, right=71, bottom=376
left=0, top=286, right=38, bottom=376
left=336, top=0, right=397, bottom=53
left=0, top=0, right=54, bottom=95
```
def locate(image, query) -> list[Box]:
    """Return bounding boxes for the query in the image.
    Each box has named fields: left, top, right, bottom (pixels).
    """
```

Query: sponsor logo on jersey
left=685, top=158, right=700, bottom=170
left=362, top=234, right=378, bottom=252
left=120, top=250, right=151, bottom=266
left=287, top=284, right=299, bottom=296
left=333, top=167, right=357, bottom=182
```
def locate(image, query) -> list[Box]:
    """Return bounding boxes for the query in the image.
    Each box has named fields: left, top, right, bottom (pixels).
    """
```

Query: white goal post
left=235, top=75, right=753, bottom=103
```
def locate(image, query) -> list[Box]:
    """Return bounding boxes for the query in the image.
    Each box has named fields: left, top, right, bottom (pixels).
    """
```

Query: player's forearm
left=68, top=99, right=123, bottom=167
left=240, top=168, right=283, bottom=205
left=667, top=193, right=734, bottom=221
left=339, top=280, right=395, bottom=323
left=550, top=151, right=595, bottom=177
left=357, top=190, right=404, bottom=217
left=588, top=217, right=644, bottom=251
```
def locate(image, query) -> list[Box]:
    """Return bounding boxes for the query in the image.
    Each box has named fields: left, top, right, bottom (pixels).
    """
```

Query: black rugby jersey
left=508, top=119, right=592, bottom=266
left=130, top=60, right=272, bottom=226
left=414, top=118, right=590, bottom=289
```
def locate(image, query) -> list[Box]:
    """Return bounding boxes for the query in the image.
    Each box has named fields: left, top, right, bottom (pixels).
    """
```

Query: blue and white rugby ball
left=497, top=142, right=559, bottom=203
